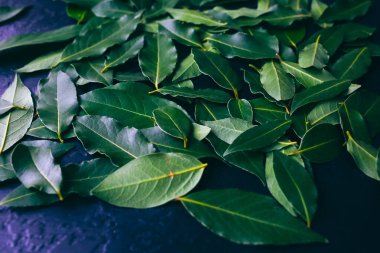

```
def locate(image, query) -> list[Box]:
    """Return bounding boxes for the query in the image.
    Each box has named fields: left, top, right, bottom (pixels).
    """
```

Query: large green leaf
left=291, top=80, right=351, bottom=113
left=0, top=25, right=81, bottom=52
left=192, top=49, right=242, bottom=97
left=92, top=153, right=207, bottom=208
left=346, top=131, right=379, bottom=181
left=12, top=144, right=63, bottom=200
left=0, top=185, right=60, bottom=207
left=59, top=14, right=140, bottom=63
left=281, top=61, right=335, bottom=88
left=63, top=158, right=118, bottom=196
left=0, top=6, right=25, bottom=23
left=227, top=99, right=253, bottom=122
left=142, top=127, right=216, bottom=159
left=155, top=86, right=231, bottom=103
left=139, top=33, right=177, bottom=89
left=298, top=36, right=329, bottom=69
left=205, top=32, right=277, bottom=60
left=266, top=152, right=317, bottom=227
left=102, top=35, right=144, bottom=72
left=167, top=8, right=226, bottom=27
left=331, top=47, right=371, bottom=81
left=0, top=75, right=34, bottom=154
left=74, top=116, right=155, bottom=166
left=260, top=61, right=295, bottom=101
left=160, top=19, right=204, bottom=48
left=224, top=119, right=292, bottom=155
left=203, top=118, right=253, bottom=144
left=180, top=189, right=326, bottom=245
left=153, top=106, right=192, bottom=148
left=289, top=124, right=343, bottom=163
left=37, top=71, right=78, bottom=141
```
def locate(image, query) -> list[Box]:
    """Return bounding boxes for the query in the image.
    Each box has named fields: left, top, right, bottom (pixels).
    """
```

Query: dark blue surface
left=0, top=1, right=380, bottom=252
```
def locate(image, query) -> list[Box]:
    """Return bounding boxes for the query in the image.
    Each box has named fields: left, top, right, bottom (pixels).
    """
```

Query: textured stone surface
left=0, top=1, right=380, bottom=253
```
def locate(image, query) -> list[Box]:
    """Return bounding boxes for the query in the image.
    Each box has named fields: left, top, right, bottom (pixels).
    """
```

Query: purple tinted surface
left=0, top=1, right=380, bottom=253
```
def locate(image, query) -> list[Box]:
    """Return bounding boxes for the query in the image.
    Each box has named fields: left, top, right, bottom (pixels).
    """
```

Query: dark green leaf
left=227, top=99, right=253, bottom=122
left=0, top=185, right=60, bottom=207
left=225, top=119, right=292, bottom=155
left=73, top=59, right=113, bottom=86
left=180, top=189, right=326, bottom=245
left=155, top=86, right=231, bottom=103
left=17, top=50, right=62, bottom=73
left=320, top=0, right=371, bottom=22
left=338, top=105, right=371, bottom=143
left=27, top=117, right=76, bottom=140
left=92, top=0, right=134, bottom=18
left=307, top=100, right=339, bottom=126
left=160, top=19, right=204, bottom=48
left=249, top=98, right=287, bottom=124
left=298, top=36, right=329, bottom=69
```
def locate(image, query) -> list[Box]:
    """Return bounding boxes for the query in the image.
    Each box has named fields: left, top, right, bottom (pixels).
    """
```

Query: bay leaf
left=167, top=8, right=226, bottom=27
left=160, top=19, right=204, bottom=48
left=203, top=118, right=253, bottom=144
left=227, top=99, right=253, bottom=122
left=0, top=185, right=60, bottom=207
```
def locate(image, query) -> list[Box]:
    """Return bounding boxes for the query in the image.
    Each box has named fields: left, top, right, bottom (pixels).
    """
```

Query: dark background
left=0, top=0, right=380, bottom=252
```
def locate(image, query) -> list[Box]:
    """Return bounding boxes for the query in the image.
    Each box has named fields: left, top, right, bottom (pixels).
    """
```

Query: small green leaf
left=74, top=116, right=155, bottom=166
left=37, top=71, right=78, bottom=142
left=92, top=153, right=207, bottom=208
left=73, top=59, right=113, bottom=86
left=224, top=119, right=292, bottom=155
left=291, top=80, right=351, bottom=113
left=12, top=144, right=63, bottom=200
left=249, top=98, right=287, bottom=124
left=172, top=53, right=201, bottom=82
left=298, top=35, right=329, bottom=69
left=0, top=185, right=60, bottom=207
left=167, top=8, right=226, bottom=27
left=160, top=19, right=204, bottom=48
left=153, top=106, right=192, bottom=148
left=227, top=99, right=253, bottom=122
left=307, top=100, right=339, bottom=126
left=260, top=61, right=295, bottom=101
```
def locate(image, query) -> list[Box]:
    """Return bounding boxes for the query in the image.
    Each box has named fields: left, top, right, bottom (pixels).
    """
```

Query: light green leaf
left=167, top=8, right=226, bottom=27
left=92, top=153, right=207, bottom=208
left=227, top=99, right=253, bottom=122
left=203, top=118, right=253, bottom=144
left=17, top=50, right=63, bottom=73
left=298, top=35, right=329, bottom=69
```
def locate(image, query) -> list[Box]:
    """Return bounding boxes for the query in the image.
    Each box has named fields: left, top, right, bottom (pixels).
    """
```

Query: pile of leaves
left=0, top=0, right=380, bottom=246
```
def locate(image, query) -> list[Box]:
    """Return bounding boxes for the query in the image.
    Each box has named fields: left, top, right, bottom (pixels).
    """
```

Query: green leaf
left=66, top=4, right=88, bottom=23
left=205, top=32, right=277, bottom=60
left=139, top=33, right=177, bottom=89
left=266, top=152, right=317, bottom=227
left=160, top=19, right=204, bottom=48
left=249, top=98, right=287, bottom=124
left=263, top=8, right=310, bottom=26
left=320, top=0, right=371, bottom=23
left=281, top=61, right=335, bottom=88
left=22, top=140, right=75, bottom=158
left=289, top=124, right=343, bottom=163
left=225, top=151, right=266, bottom=183
left=0, top=75, right=34, bottom=154
left=59, top=14, right=140, bottom=63
left=0, top=99, right=14, bottom=115
left=153, top=106, right=192, bottom=148
left=74, top=116, right=155, bottom=166
left=142, top=127, right=216, bottom=159
left=172, top=53, right=201, bottom=82
left=195, top=101, right=230, bottom=121
left=0, top=25, right=81, bottom=52
left=73, top=59, right=113, bottom=86
left=211, top=6, right=273, bottom=19
left=63, top=158, right=118, bottom=196
left=27, top=117, right=75, bottom=140
left=243, top=69, right=276, bottom=102
left=0, top=185, right=60, bottom=207
left=227, top=99, right=253, bottom=122
left=37, top=71, right=78, bottom=141
left=167, top=8, right=226, bottom=27
left=274, top=27, right=306, bottom=48
left=192, top=48, right=241, bottom=97
left=307, top=100, right=339, bottom=126
left=224, top=119, right=292, bottom=155
left=311, top=0, right=328, bottom=20
left=341, top=23, right=376, bottom=42
left=80, top=86, right=169, bottom=129
left=298, top=35, right=329, bottom=69
left=291, top=80, right=351, bottom=113
left=12, top=144, right=63, bottom=200
left=260, top=61, right=295, bottom=101
left=102, top=35, right=144, bottom=72
left=17, top=50, right=63, bottom=73
left=180, top=189, right=326, bottom=245
left=0, top=152, right=16, bottom=182
left=155, top=86, right=231, bottom=103
left=92, top=153, right=207, bottom=208
left=338, top=105, right=371, bottom=143
left=203, top=118, right=253, bottom=144
left=0, top=6, right=26, bottom=23
left=346, top=131, right=379, bottom=181
left=92, top=0, right=134, bottom=18
left=331, top=47, right=371, bottom=81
